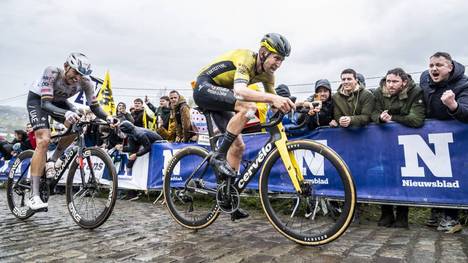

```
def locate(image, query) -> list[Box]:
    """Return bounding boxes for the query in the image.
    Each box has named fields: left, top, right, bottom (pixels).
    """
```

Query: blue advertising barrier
left=2, top=120, right=467, bottom=208
left=147, top=120, right=468, bottom=208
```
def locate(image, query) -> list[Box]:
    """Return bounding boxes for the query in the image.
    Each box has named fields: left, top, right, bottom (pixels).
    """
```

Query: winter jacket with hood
left=332, top=83, right=375, bottom=127
left=297, top=79, right=334, bottom=130
left=119, top=121, right=162, bottom=156
left=173, top=95, right=194, bottom=142
left=371, top=78, right=426, bottom=128
left=420, top=60, right=468, bottom=123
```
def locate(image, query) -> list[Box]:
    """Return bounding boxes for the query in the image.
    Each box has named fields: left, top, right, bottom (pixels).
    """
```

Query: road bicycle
left=163, top=107, right=356, bottom=245
left=6, top=119, right=118, bottom=229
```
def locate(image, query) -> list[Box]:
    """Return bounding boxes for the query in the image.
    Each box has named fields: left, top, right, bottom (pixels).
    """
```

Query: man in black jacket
left=420, top=52, right=468, bottom=233
left=420, top=52, right=468, bottom=122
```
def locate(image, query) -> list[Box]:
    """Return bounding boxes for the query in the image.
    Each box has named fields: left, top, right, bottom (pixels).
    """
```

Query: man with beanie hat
left=297, top=79, right=337, bottom=129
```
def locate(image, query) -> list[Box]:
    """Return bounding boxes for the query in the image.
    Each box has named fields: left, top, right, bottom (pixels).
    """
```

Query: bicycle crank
left=216, top=182, right=240, bottom=214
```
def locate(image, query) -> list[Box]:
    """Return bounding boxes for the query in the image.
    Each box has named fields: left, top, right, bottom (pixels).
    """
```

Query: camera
left=311, top=101, right=322, bottom=108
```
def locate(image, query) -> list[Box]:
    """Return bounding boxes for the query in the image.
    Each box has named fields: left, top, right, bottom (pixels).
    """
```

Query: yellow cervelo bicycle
left=163, top=107, right=356, bottom=246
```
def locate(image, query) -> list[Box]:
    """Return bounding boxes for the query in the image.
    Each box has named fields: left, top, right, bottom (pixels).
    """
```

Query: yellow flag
left=96, top=70, right=116, bottom=115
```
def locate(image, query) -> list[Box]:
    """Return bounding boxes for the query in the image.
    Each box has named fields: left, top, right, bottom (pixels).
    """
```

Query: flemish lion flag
left=96, top=70, right=116, bottom=115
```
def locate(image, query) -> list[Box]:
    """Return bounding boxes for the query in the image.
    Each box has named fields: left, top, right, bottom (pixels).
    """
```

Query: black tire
left=163, top=146, right=220, bottom=229
left=6, top=150, right=36, bottom=220
left=65, top=147, right=117, bottom=229
left=259, top=140, right=356, bottom=246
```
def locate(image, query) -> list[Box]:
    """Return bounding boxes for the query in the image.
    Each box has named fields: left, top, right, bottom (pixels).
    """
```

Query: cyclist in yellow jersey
left=193, top=33, right=295, bottom=220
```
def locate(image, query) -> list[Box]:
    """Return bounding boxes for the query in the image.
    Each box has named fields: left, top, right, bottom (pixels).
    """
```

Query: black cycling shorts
left=193, top=76, right=237, bottom=132
left=27, top=91, right=70, bottom=131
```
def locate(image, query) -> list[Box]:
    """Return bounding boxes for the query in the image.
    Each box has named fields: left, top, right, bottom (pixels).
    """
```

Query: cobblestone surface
left=0, top=189, right=467, bottom=262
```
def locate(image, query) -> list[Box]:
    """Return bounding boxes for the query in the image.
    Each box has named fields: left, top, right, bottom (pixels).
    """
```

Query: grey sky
left=1, top=0, right=468, bottom=108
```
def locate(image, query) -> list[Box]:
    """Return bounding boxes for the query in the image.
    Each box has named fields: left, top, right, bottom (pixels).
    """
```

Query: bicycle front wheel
left=259, top=140, right=356, bottom=246
left=163, top=146, right=220, bottom=229
left=6, top=150, right=36, bottom=219
left=66, top=147, right=118, bottom=229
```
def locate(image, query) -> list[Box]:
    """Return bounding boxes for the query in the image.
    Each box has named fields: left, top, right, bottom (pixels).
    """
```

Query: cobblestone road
left=0, top=189, right=467, bottom=262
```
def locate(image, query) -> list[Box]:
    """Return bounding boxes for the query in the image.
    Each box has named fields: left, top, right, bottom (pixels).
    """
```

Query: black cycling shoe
left=210, top=153, right=237, bottom=180
left=231, top=208, right=249, bottom=221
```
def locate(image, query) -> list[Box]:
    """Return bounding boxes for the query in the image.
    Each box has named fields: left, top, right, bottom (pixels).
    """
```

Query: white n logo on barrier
left=294, top=140, right=327, bottom=176
left=398, top=133, right=453, bottom=178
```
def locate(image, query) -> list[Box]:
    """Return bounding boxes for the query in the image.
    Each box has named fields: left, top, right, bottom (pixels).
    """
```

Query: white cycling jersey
left=29, top=66, right=96, bottom=103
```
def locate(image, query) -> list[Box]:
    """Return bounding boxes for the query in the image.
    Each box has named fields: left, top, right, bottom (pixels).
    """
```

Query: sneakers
left=45, top=161, right=57, bottom=179
left=210, top=153, right=236, bottom=180
left=437, top=217, right=463, bottom=233
left=26, top=195, right=48, bottom=210
left=231, top=208, right=249, bottom=221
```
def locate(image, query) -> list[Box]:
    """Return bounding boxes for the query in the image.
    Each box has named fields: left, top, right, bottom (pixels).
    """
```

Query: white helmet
left=66, top=52, right=92, bottom=76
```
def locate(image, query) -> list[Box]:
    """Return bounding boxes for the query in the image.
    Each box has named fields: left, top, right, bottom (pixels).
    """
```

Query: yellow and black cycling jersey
left=197, top=49, right=276, bottom=94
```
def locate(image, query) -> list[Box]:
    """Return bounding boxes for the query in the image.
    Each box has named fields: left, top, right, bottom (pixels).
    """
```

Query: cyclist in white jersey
left=26, top=53, right=117, bottom=210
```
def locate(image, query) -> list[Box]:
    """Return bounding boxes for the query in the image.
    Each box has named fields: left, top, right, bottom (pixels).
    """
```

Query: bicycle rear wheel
left=259, top=140, right=356, bottom=246
left=6, top=150, right=36, bottom=219
left=163, top=146, right=220, bottom=229
left=65, top=147, right=117, bottom=229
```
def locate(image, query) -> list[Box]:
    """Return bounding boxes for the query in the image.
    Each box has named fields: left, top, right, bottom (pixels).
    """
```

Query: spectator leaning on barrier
left=371, top=68, right=426, bottom=229
left=420, top=51, right=468, bottom=234
left=332, top=68, right=375, bottom=128
left=12, top=129, right=32, bottom=151
left=296, top=79, right=337, bottom=130
left=372, top=68, right=426, bottom=128
left=116, top=121, right=163, bottom=172
left=116, top=102, right=135, bottom=123
left=169, top=90, right=195, bottom=142
left=26, top=123, right=36, bottom=150
left=0, top=138, right=13, bottom=160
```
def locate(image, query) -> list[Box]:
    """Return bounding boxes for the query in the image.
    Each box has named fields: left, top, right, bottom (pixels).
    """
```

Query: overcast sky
left=1, top=0, right=468, bottom=108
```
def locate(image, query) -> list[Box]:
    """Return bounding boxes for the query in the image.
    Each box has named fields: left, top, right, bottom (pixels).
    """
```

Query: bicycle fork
left=273, top=124, right=304, bottom=193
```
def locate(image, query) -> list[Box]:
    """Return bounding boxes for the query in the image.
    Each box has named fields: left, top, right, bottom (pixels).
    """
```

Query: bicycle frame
left=12, top=121, right=103, bottom=192
left=199, top=111, right=305, bottom=194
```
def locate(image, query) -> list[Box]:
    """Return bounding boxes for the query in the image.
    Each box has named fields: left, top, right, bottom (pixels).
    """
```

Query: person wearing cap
left=297, top=79, right=337, bottom=129
left=25, top=52, right=118, bottom=210
left=332, top=68, right=375, bottom=128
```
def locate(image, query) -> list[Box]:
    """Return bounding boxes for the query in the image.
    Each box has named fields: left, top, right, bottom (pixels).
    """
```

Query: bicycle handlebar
left=51, top=119, right=112, bottom=139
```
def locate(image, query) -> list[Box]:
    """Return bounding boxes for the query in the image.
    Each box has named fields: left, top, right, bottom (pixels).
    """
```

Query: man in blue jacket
left=420, top=51, right=468, bottom=233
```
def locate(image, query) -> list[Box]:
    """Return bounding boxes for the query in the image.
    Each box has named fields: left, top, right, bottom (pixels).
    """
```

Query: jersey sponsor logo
left=29, top=109, right=39, bottom=124
left=203, top=61, right=236, bottom=78
left=237, top=64, right=249, bottom=76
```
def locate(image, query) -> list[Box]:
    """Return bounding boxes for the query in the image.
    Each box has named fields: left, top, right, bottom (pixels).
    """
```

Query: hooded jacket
left=297, top=80, right=334, bottom=130
left=119, top=121, right=162, bottom=156
left=173, top=95, right=194, bottom=142
left=371, top=78, right=425, bottom=128
left=420, top=60, right=468, bottom=123
left=332, top=83, right=375, bottom=127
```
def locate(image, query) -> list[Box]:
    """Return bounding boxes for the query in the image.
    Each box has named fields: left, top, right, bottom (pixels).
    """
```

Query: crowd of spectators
left=1, top=51, right=466, bottom=232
